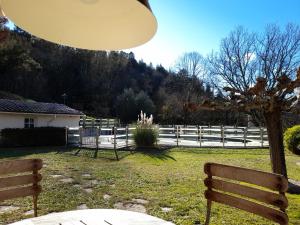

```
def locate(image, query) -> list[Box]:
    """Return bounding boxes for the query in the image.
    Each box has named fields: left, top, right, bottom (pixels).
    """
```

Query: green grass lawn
left=0, top=147, right=300, bottom=225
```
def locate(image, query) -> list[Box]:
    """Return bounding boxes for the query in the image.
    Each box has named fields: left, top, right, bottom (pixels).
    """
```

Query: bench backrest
left=204, top=162, right=288, bottom=225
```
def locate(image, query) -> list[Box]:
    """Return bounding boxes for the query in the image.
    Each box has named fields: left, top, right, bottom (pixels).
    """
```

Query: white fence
left=67, top=125, right=269, bottom=149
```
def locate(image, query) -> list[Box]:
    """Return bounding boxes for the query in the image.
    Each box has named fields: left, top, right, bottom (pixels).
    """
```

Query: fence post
left=243, top=127, right=247, bottom=148
left=79, top=127, right=83, bottom=147
left=156, top=125, right=159, bottom=146
left=221, top=125, right=225, bottom=147
left=176, top=125, right=179, bottom=147
left=113, top=126, right=119, bottom=160
left=199, top=126, right=202, bottom=147
left=96, top=126, right=99, bottom=150
left=113, top=126, right=117, bottom=149
left=126, top=125, right=129, bottom=148
left=65, top=127, right=68, bottom=147
left=260, top=127, right=264, bottom=147
left=83, top=117, right=86, bottom=128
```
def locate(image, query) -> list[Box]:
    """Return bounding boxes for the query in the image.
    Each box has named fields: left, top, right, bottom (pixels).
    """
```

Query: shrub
left=284, top=125, right=300, bottom=155
left=0, top=127, right=66, bottom=147
left=133, top=111, right=158, bottom=148
left=133, top=126, right=158, bottom=148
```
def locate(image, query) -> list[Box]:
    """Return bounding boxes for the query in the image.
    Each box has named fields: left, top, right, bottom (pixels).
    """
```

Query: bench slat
left=205, top=190, right=288, bottom=225
left=0, top=159, right=42, bottom=175
left=204, top=163, right=288, bottom=192
left=0, top=185, right=41, bottom=202
left=204, top=178, right=288, bottom=209
left=0, top=174, right=42, bottom=189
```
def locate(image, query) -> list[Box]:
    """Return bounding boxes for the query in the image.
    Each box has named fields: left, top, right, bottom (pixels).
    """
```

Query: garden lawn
left=0, top=147, right=300, bottom=225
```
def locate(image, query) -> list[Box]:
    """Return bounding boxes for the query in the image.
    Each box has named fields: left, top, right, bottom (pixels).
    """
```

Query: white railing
left=67, top=125, right=269, bottom=149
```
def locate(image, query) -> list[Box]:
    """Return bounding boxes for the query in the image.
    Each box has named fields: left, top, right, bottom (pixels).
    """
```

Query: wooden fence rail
left=67, top=125, right=269, bottom=150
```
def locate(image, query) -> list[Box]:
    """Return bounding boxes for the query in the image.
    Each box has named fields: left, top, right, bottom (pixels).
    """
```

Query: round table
left=9, top=209, right=175, bottom=225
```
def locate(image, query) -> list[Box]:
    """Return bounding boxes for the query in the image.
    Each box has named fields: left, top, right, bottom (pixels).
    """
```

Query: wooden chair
left=203, top=162, right=288, bottom=225
left=0, top=159, right=43, bottom=217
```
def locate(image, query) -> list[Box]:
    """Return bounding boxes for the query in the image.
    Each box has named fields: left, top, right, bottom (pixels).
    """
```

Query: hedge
left=0, top=127, right=66, bottom=147
left=284, top=125, right=300, bottom=155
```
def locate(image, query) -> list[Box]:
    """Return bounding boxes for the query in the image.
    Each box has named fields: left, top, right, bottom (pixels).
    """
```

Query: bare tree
left=175, top=52, right=206, bottom=123
left=257, top=24, right=300, bottom=88
left=205, top=24, right=300, bottom=184
left=176, top=52, right=205, bottom=78
left=207, top=27, right=263, bottom=125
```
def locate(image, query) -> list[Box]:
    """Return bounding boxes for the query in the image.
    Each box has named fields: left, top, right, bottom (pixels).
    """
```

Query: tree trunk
left=264, top=109, right=287, bottom=178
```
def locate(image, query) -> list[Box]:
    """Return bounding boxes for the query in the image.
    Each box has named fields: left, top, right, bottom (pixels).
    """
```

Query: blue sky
left=127, top=0, right=300, bottom=69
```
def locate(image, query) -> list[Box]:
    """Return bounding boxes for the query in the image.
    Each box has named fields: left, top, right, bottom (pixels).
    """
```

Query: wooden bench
left=0, top=159, right=43, bottom=217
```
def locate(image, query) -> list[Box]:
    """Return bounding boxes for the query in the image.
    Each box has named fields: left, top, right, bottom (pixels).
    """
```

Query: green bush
left=0, top=127, right=66, bottom=147
left=133, top=126, right=158, bottom=148
left=284, top=125, right=300, bottom=155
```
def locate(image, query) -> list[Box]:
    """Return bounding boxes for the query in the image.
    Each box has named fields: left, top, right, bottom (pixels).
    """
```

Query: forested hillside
left=0, top=26, right=244, bottom=125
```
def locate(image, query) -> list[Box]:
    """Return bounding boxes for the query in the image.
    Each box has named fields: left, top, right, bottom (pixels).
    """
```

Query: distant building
left=0, top=99, right=84, bottom=130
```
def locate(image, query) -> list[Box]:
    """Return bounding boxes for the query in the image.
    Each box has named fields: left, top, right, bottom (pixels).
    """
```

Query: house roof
left=0, top=99, right=84, bottom=116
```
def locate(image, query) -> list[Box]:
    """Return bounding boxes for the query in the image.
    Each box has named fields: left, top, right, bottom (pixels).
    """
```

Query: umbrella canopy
left=0, top=0, right=157, bottom=50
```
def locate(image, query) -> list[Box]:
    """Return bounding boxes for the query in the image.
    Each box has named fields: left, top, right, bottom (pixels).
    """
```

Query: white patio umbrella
left=0, top=0, right=157, bottom=50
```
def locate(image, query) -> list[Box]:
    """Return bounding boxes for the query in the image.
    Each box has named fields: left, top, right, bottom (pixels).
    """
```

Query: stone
left=82, top=174, right=92, bottom=178
left=103, top=194, right=111, bottom=200
left=60, top=178, right=75, bottom=183
left=161, top=207, right=173, bottom=212
left=90, top=180, right=99, bottom=185
left=77, top=204, right=89, bottom=210
left=110, top=184, right=116, bottom=188
left=132, top=199, right=149, bottom=205
left=23, top=210, right=34, bottom=216
left=83, top=188, right=93, bottom=194
left=73, top=184, right=82, bottom=189
left=50, top=174, right=63, bottom=178
left=0, top=206, right=20, bottom=214
left=114, top=202, right=146, bottom=213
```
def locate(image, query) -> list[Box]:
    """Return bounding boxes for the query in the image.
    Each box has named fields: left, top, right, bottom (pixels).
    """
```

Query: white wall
left=0, top=113, right=81, bottom=130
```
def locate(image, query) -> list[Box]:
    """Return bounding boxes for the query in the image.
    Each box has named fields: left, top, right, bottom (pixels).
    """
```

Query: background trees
left=0, top=26, right=226, bottom=124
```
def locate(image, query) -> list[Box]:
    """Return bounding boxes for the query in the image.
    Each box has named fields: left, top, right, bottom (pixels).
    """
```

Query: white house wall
left=0, top=113, right=80, bottom=130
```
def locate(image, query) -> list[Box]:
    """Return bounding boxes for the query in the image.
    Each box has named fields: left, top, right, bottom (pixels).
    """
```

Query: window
left=24, top=118, right=34, bottom=128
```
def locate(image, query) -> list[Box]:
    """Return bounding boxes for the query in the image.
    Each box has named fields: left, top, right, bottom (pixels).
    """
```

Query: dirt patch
left=132, top=198, right=149, bottom=205
left=83, top=188, right=93, bottom=194
left=83, top=180, right=99, bottom=187
left=23, top=210, right=34, bottom=216
left=161, top=207, right=173, bottom=212
left=50, top=174, right=63, bottom=178
left=82, top=173, right=92, bottom=178
left=114, top=202, right=146, bottom=213
left=103, top=194, right=111, bottom=200
left=0, top=206, right=20, bottom=214
left=77, top=204, right=89, bottom=210
left=60, top=178, right=75, bottom=183
left=73, top=184, right=82, bottom=189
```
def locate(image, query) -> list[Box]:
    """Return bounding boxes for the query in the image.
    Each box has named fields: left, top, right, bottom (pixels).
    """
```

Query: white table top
left=9, top=209, right=175, bottom=225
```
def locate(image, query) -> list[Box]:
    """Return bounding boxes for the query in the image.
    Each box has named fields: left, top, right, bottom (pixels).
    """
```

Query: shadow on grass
left=135, top=146, right=177, bottom=161
left=65, top=147, right=133, bottom=161
left=0, top=146, right=69, bottom=159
